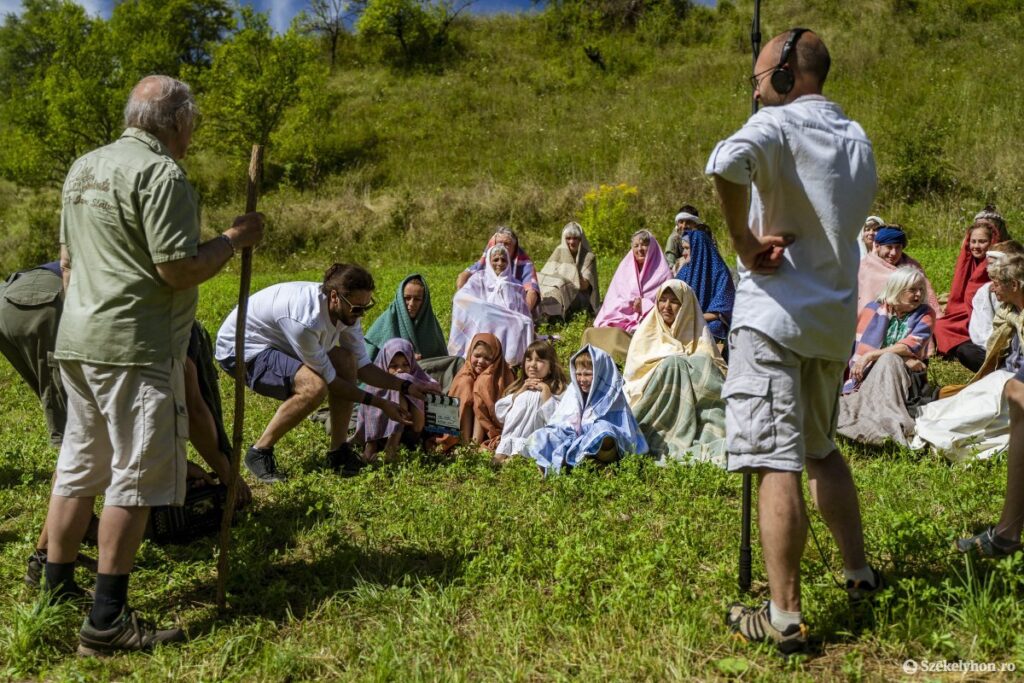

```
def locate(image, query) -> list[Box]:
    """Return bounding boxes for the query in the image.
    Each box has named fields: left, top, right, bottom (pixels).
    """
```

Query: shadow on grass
left=156, top=484, right=466, bottom=635
left=0, top=461, right=53, bottom=488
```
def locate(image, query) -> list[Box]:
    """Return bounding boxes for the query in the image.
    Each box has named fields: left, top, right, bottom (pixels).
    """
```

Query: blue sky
left=0, top=1, right=715, bottom=33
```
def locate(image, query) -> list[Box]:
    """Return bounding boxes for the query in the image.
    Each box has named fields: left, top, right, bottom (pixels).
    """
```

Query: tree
left=301, top=0, right=351, bottom=67
left=0, top=0, right=234, bottom=185
left=356, top=0, right=473, bottom=67
left=186, top=9, right=327, bottom=169
left=0, top=1, right=123, bottom=184
left=108, top=0, right=235, bottom=73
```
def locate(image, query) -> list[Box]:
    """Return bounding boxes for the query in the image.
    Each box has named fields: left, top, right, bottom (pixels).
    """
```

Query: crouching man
left=215, top=263, right=438, bottom=482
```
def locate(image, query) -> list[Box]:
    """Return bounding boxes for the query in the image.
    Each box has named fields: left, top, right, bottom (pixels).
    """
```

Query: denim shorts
left=219, top=347, right=303, bottom=402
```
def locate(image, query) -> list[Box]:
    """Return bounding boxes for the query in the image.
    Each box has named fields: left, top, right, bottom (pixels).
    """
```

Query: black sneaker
left=245, top=446, right=287, bottom=483
left=326, top=442, right=366, bottom=477
left=26, top=550, right=99, bottom=589
left=846, top=566, right=888, bottom=603
left=78, top=607, right=185, bottom=656
left=726, top=601, right=808, bottom=655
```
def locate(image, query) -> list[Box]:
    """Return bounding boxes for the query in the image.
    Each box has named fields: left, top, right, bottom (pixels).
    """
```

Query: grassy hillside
left=2, top=0, right=1024, bottom=275
left=2, top=1, right=1023, bottom=678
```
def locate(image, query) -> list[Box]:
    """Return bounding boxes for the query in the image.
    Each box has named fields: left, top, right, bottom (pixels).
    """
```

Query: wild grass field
left=2, top=0, right=1023, bottom=678
left=2, top=250, right=1022, bottom=680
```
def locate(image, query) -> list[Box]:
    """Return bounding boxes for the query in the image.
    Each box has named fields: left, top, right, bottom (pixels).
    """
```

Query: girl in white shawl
left=492, top=340, right=568, bottom=462
left=449, top=244, right=535, bottom=366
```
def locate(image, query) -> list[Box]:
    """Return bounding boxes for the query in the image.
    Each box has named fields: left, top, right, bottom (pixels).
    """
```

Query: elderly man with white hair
left=663, top=204, right=703, bottom=272
left=42, top=75, right=263, bottom=655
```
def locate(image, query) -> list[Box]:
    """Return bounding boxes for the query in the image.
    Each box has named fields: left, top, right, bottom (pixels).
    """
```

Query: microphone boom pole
left=738, top=0, right=761, bottom=595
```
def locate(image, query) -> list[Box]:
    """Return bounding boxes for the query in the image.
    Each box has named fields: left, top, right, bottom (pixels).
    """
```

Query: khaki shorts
left=53, top=359, right=188, bottom=507
left=723, top=327, right=844, bottom=473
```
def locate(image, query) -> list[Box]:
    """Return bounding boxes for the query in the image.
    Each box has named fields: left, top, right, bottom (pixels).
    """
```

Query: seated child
left=493, top=340, right=568, bottom=462
left=446, top=333, right=515, bottom=449
left=525, top=345, right=648, bottom=473
left=356, top=338, right=441, bottom=463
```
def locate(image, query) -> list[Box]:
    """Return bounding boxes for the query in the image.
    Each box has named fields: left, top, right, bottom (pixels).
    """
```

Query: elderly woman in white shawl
left=448, top=244, right=535, bottom=366
left=538, top=222, right=600, bottom=321
left=623, top=280, right=728, bottom=465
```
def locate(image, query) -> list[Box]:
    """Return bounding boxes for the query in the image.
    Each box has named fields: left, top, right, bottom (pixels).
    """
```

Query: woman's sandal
left=955, top=526, right=1022, bottom=558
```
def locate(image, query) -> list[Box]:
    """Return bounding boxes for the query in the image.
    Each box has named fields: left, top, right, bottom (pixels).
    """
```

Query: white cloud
left=269, top=0, right=295, bottom=33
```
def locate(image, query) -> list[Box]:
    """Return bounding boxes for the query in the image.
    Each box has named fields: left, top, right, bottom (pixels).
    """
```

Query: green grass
left=2, top=252, right=1023, bottom=680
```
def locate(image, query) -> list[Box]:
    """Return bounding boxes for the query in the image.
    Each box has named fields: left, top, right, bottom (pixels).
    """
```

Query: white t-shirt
left=705, top=95, right=878, bottom=361
left=215, top=281, right=371, bottom=384
left=969, top=282, right=998, bottom=347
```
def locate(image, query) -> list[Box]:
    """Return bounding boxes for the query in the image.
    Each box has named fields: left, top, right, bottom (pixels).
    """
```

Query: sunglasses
left=337, top=291, right=376, bottom=316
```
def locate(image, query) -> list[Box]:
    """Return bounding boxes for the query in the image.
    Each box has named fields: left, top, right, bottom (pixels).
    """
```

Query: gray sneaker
left=245, top=446, right=287, bottom=483
left=726, top=601, right=809, bottom=655
left=78, top=608, right=185, bottom=656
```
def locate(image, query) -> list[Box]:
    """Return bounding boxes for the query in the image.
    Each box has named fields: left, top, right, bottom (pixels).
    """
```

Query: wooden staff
left=217, top=143, right=264, bottom=610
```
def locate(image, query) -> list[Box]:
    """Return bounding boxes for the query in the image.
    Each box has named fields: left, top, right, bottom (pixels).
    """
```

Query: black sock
left=89, top=573, right=130, bottom=629
left=44, top=560, right=77, bottom=595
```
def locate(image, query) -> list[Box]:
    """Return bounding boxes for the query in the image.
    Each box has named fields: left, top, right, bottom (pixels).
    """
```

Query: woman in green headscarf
left=364, top=274, right=464, bottom=390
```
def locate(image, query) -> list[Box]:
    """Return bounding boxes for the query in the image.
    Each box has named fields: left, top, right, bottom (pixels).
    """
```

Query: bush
left=579, top=183, right=643, bottom=255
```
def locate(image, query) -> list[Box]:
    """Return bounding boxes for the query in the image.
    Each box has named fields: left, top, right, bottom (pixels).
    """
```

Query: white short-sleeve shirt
left=215, top=281, right=371, bottom=384
left=705, top=95, right=878, bottom=361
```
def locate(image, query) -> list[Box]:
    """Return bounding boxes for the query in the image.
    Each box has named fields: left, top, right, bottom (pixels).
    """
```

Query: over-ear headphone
left=770, top=28, right=810, bottom=95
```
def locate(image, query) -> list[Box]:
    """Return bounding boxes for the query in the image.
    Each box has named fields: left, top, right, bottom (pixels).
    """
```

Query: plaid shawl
left=676, top=229, right=735, bottom=340
left=364, top=274, right=448, bottom=361
left=842, top=301, right=935, bottom=394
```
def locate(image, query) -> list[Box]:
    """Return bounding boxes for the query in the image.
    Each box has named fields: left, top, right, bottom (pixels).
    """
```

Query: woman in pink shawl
left=858, top=225, right=941, bottom=315
left=355, top=338, right=441, bottom=463
left=581, top=230, right=672, bottom=363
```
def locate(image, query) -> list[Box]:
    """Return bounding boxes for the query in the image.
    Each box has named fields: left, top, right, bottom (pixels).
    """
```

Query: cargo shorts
left=723, top=327, right=845, bottom=473
left=52, top=358, right=188, bottom=507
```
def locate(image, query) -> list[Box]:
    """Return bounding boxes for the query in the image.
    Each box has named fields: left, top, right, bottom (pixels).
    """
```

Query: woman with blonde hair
left=838, top=266, right=936, bottom=446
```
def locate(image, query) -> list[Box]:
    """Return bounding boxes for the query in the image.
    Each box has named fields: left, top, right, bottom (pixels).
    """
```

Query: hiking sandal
left=725, top=601, right=808, bottom=655
left=955, top=526, right=1022, bottom=558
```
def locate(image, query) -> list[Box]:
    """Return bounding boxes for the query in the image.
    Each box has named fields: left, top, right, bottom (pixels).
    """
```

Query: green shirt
left=55, top=128, right=200, bottom=365
left=884, top=313, right=910, bottom=348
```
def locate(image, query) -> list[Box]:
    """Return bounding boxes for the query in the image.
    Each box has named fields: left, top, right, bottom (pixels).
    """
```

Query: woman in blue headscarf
left=675, top=229, right=735, bottom=342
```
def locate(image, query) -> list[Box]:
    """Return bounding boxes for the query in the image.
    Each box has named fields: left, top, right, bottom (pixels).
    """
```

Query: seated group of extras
left=6, top=203, right=1015, bottom=499
left=3, top=201, right=1017, bottom=622
left=294, top=203, right=1020, bottom=475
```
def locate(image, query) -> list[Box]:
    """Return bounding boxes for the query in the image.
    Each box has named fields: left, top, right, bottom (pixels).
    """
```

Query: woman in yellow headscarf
left=623, top=280, right=727, bottom=465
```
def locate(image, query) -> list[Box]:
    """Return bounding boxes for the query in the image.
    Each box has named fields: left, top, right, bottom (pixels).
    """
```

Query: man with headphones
left=706, top=30, right=882, bottom=653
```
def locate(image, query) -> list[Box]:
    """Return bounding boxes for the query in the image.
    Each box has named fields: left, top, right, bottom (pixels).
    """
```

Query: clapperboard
left=346, top=393, right=460, bottom=436
left=424, top=394, right=460, bottom=436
